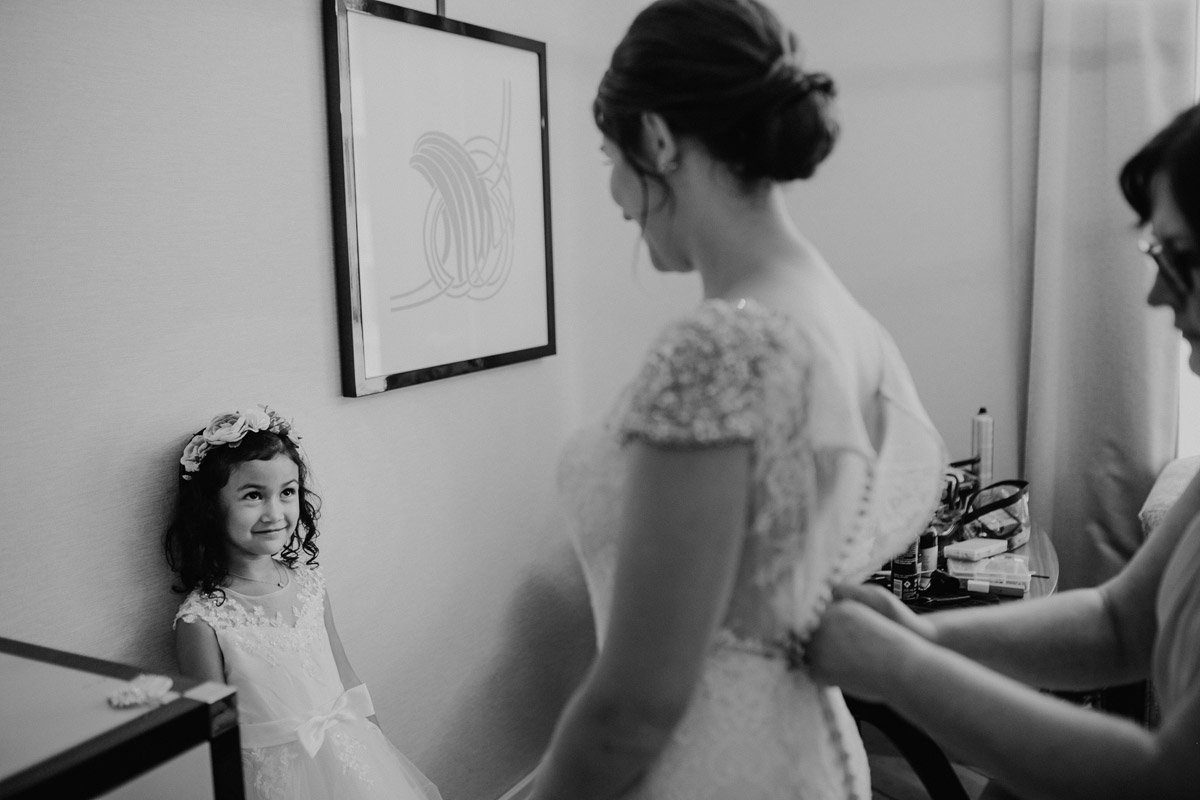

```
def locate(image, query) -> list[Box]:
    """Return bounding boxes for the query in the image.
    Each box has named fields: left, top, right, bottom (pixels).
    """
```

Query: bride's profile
left=530, top=1, right=948, bottom=798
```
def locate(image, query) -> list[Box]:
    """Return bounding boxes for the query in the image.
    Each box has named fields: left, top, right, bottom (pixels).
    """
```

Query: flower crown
left=180, top=405, right=301, bottom=480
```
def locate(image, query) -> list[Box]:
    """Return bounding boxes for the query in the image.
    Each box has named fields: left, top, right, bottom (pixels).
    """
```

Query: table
left=0, top=637, right=243, bottom=800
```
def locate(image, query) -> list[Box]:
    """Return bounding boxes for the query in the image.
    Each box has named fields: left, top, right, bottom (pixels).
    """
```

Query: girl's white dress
left=558, top=298, right=947, bottom=799
left=174, top=565, right=441, bottom=800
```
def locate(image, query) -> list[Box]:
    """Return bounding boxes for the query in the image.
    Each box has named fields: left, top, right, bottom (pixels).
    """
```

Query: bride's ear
left=640, top=112, right=680, bottom=175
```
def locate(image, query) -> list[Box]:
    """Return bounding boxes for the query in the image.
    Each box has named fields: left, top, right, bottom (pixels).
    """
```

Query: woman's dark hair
left=594, top=0, right=838, bottom=190
left=1119, top=103, right=1200, bottom=233
left=163, top=430, right=321, bottom=602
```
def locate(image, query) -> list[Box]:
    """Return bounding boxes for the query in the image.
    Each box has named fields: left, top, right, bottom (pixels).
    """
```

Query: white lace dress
left=558, top=298, right=947, bottom=800
left=174, top=565, right=441, bottom=800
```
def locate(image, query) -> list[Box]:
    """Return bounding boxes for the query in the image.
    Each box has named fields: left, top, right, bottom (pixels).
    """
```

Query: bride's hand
left=832, top=582, right=936, bottom=641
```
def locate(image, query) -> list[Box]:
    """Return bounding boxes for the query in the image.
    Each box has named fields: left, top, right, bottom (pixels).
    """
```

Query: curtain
left=1017, top=0, right=1195, bottom=587
left=1016, top=0, right=1196, bottom=590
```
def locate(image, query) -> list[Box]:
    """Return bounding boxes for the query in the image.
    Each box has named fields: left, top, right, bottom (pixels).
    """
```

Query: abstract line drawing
left=393, top=81, right=515, bottom=311
left=326, top=2, right=553, bottom=396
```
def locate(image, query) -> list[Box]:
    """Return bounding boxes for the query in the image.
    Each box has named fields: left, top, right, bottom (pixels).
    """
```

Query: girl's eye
left=282, top=487, right=298, bottom=497
left=242, top=491, right=262, bottom=501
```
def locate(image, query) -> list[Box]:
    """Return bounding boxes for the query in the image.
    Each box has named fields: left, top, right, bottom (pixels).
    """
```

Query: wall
left=0, top=2, right=1019, bottom=799
left=781, top=0, right=1022, bottom=475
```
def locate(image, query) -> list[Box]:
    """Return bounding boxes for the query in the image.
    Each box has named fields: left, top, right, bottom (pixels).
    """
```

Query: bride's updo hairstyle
left=594, top=0, right=838, bottom=188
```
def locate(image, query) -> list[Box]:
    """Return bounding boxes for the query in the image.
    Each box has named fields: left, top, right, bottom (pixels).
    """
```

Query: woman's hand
left=806, top=598, right=922, bottom=703
left=832, top=582, right=937, bottom=641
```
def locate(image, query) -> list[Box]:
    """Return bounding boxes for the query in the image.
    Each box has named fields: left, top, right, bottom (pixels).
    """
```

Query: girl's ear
left=640, top=112, right=679, bottom=175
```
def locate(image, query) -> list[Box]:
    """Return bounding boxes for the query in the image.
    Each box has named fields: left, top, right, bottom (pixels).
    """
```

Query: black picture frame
left=323, top=0, right=555, bottom=396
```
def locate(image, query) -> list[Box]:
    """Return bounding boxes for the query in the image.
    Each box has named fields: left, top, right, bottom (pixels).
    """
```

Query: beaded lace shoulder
left=620, top=298, right=811, bottom=449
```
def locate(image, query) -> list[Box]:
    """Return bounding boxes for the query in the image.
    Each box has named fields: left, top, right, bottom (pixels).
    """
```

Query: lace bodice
left=174, top=565, right=343, bottom=730
left=562, top=299, right=946, bottom=651
left=174, top=566, right=442, bottom=800
left=558, top=297, right=946, bottom=799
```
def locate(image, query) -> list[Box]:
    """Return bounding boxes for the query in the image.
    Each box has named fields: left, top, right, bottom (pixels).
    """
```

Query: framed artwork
left=323, top=0, right=555, bottom=396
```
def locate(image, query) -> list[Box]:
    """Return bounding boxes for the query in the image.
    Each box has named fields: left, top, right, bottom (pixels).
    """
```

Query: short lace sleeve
left=620, top=301, right=778, bottom=447
left=295, top=562, right=325, bottom=596
left=173, top=591, right=221, bottom=630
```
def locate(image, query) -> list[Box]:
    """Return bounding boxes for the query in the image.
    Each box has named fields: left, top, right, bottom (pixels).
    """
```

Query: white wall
left=0, top=2, right=1019, bottom=799
left=782, top=0, right=1022, bottom=476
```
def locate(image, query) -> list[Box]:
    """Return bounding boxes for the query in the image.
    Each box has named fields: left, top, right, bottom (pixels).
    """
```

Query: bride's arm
left=529, top=442, right=750, bottom=800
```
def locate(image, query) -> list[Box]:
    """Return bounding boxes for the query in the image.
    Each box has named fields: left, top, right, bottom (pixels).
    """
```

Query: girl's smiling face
left=218, top=454, right=300, bottom=560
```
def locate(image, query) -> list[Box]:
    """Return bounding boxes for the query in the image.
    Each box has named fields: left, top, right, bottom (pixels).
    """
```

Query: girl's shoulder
left=286, top=561, right=326, bottom=598
left=172, top=588, right=229, bottom=630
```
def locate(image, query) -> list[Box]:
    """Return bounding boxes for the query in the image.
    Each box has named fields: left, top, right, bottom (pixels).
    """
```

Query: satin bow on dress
left=241, top=684, right=376, bottom=757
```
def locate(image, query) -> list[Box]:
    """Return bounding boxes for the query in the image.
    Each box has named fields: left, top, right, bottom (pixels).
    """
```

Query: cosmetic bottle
left=972, top=407, right=994, bottom=487
left=918, top=525, right=939, bottom=590
left=891, top=537, right=920, bottom=601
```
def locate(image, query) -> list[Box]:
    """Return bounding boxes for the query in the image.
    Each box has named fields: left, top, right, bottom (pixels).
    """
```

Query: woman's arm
left=839, top=583, right=1127, bottom=690
left=529, top=442, right=751, bottom=800
left=808, top=600, right=1200, bottom=799
left=175, top=618, right=224, bottom=683
left=840, top=469, right=1200, bottom=689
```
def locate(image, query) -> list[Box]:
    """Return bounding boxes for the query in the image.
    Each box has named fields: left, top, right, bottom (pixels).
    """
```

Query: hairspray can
left=972, top=407, right=993, bottom=487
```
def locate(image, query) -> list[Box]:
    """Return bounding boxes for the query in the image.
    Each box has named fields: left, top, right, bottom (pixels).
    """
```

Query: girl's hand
left=806, top=599, right=920, bottom=703
left=832, top=582, right=937, bottom=641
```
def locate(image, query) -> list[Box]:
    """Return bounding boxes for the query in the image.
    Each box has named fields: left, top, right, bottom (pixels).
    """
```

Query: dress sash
left=239, top=683, right=375, bottom=756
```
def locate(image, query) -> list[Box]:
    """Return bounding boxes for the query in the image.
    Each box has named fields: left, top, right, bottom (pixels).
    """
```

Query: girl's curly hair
left=163, top=430, right=320, bottom=603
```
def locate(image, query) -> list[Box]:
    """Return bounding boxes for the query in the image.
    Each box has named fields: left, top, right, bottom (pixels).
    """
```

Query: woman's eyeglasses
left=1139, top=238, right=1196, bottom=298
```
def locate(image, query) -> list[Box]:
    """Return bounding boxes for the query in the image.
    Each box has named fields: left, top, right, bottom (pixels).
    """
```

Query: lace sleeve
left=294, top=562, right=326, bottom=597
left=620, top=301, right=776, bottom=448
left=173, top=591, right=218, bottom=630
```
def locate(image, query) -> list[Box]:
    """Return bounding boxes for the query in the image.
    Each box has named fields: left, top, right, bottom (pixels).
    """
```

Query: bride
left=531, top=1, right=947, bottom=798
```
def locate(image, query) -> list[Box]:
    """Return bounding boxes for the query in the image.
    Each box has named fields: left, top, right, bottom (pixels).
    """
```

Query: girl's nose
left=261, top=498, right=283, bottom=521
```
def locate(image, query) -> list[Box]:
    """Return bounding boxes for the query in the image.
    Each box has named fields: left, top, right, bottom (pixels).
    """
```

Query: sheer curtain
left=1015, top=0, right=1196, bottom=590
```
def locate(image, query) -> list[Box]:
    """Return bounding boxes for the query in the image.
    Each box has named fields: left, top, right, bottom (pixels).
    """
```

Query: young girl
left=165, top=405, right=441, bottom=800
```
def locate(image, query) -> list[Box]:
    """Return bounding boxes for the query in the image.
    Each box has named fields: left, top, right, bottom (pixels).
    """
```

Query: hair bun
left=744, top=67, right=838, bottom=183
left=593, top=0, right=840, bottom=186
left=796, top=71, right=835, bottom=101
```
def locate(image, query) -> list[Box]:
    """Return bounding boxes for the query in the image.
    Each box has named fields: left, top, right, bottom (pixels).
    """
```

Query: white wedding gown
left=558, top=297, right=946, bottom=799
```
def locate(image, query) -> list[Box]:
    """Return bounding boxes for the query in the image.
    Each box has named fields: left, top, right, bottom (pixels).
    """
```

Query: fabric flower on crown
left=203, top=413, right=251, bottom=446
left=180, top=435, right=211, bottom=476
left=242, top=406, right=273, bottom=431
left=180, top=405, right=299, bottom=479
